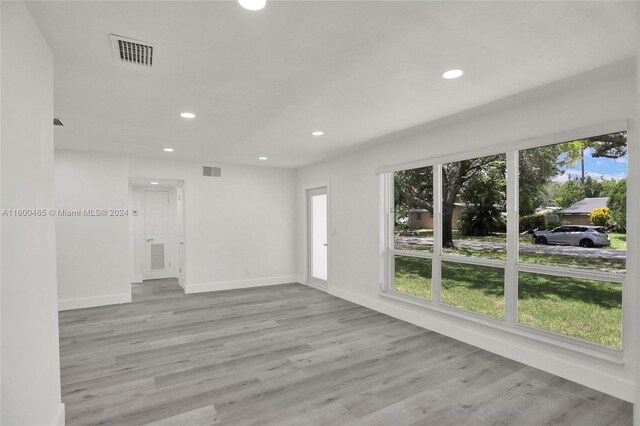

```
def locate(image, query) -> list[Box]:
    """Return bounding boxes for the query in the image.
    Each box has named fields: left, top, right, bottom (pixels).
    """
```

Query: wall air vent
left=203, top=166, right=222, bottom=177
left=110, top=34, right=154, bottom=67
left=53, top=118, right=64, bottom=127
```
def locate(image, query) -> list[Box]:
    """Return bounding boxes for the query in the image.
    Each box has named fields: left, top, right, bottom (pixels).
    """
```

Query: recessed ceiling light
left=163, top=148, right=174, bottom=152
left=150, top=182, right=159, bottom=185
left=442, top=69, right=464, bottom=79
left=258, top=156, right=268, bottom=161
left=311, top=131, right=324, bottom=136
left=238, top=0, right=266, bottom=11
left=180, top=112, right=196, bottom=119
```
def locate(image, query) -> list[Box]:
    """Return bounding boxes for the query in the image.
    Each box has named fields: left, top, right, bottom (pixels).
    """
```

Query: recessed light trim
left=442, top=69, right=464, bottom=79
left=258, top=156, right=268, bottom=161
left=163, top=148, right=174, bottom=152
left=180, top=112, right=196, bottom=119
left=311, top=131, right=324, bottom=136
left=150, top=182, right=159, bottom=185
left=238, top=0, right=266, bottom=11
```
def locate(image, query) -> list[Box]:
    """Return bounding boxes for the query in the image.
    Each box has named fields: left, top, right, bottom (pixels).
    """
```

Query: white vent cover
left=150, top=244, right=165, bottom=270
left=110, top=34, right=154, bottom=67
left=203, top=166, right=222, bottom=177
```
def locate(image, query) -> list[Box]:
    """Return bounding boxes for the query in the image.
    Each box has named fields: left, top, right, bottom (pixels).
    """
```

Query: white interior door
left=144, top=190, right=172, bottom=280
left=307, top=187, right=328, bottom=288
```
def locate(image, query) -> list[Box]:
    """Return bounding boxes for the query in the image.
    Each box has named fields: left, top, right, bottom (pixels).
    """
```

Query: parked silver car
left=532, top=225, right=610, bottom=247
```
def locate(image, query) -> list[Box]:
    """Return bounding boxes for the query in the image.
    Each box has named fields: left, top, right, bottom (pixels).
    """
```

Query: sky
left=555, top=147, right=627, bottom=183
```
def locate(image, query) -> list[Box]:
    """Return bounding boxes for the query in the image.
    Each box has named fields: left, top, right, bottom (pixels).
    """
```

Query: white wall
left=55, top=150, right=131, bottom=309
left=295, top=71, right=638, bottom=402
left=0, top=2, right=64, bottom=425
left=55, top=150, right=297, bottom=308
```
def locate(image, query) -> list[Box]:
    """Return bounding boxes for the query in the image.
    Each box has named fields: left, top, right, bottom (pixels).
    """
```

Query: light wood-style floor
left=59, top=279, right=632, bottom=426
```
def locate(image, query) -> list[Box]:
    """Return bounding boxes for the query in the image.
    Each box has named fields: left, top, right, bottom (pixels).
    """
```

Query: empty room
left=2, top=1, right=640, bottom=425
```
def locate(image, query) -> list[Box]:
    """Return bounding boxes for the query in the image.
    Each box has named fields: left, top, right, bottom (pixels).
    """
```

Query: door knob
left=147, top=238, right=154, bottom=242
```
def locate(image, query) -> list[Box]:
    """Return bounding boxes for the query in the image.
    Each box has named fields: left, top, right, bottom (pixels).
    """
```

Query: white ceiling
left=28, top=1, right=638, bottom=169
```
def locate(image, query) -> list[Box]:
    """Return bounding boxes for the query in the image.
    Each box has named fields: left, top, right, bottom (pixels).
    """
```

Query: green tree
left=607, top=179, right=626, bottom=232
left=457, top=158, right=505, bottom=236
left=394, top=167, right=433, bottom=226
left=555, top=178, right=585, bottom=208
left=519, top=142, right=582, bottom=215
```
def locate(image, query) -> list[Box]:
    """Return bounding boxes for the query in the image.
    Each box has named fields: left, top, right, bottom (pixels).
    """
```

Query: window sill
left=379, top=289, right=624, bottom=365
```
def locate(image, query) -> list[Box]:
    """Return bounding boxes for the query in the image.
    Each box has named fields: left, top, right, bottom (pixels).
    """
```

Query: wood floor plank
left=141, top=405, right=219, bottom=426
left=59, top=278, right=632, bottom=425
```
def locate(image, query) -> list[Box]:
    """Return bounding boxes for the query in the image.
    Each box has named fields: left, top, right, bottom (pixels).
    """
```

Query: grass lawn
left=441, top=262, right=504, bottom=319
left=443, top=246, right=625, bottom=272
left=394, top=257, right=622, bottom=348
left=393, top=256, right=431, bottom=299
left=518, top=272, right=621, bottom=349
left=609, top=233, right=626, bottom=250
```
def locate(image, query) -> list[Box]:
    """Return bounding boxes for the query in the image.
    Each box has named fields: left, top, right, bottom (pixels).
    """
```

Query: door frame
left=129, top=180, right=186, bottom=284
left=176, top=183, right=186, bottom=289
left=305, top=182, right=330, bottom=292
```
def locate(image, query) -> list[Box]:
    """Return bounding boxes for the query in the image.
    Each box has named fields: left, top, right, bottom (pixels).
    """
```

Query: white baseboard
left=294, top=275, right=306, bottom=285
left=53, top=403, right=65, bottom=426
left=305, top=281, right=328, bottom=293
left=185, top=275, right=297, bottom=294
left=131, top=274, right=143, bottom=284
left=328, top=285, right=635, bottom=403
left=58, top=292, right=131, bottom=311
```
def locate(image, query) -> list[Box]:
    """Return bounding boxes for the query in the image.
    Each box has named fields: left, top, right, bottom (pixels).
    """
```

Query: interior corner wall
left=54, top=150, right=297, bottom=308
left=295, top=72, right=637, bottom=402
left=1, top=2, right=64, bottom=425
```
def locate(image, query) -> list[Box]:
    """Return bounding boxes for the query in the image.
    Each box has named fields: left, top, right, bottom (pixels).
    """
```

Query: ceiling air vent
left=110, top=34, right=154, bottom=67
left=53, top=118, right=64, bottom=127
left=203, top=166, right=222, bottom=178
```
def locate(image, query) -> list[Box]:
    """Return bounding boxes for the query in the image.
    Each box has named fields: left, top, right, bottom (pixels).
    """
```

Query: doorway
left=307, top=186, right=328, bottom=289
left=129, top=179, right=185, bottom=286
left=143, top=190, right=172, bottom=279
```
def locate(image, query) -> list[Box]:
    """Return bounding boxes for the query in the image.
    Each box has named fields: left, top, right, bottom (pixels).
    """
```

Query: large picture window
left=384, top=129, right=627, bottom=352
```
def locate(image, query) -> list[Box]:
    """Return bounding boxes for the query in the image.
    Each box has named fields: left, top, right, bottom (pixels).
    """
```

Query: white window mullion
left=505, top=151, right=519, bottom=326
left=381, top=173, right=393, bottom=292
left=432, top=164, right=442, bottom=305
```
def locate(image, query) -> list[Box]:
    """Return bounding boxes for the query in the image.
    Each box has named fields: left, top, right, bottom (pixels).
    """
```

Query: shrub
left=458, top=205, right=505, bottom=236
left=544, top=214, right=563, bottom=230
left=589, top=207, right=610, bottom=227
left=519, top=213, right=546, bottom=233
left=519, top=212, right=562, bottom=233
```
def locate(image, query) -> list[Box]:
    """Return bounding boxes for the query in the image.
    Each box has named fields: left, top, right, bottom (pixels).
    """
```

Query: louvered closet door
left=143, top=190, right=172, bottom=280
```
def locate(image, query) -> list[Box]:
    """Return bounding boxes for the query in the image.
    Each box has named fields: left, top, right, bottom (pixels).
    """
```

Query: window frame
left=380, top=120, right=628, bottom=362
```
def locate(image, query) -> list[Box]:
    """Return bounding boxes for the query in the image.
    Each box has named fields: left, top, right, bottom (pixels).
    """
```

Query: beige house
left=408, top=203, right=465, bottom=230
left=559, top=197, right=609, bottom=226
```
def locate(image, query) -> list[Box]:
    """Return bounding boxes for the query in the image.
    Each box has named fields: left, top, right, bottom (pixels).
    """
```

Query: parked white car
left=532, top=225, right=610, bottom=247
